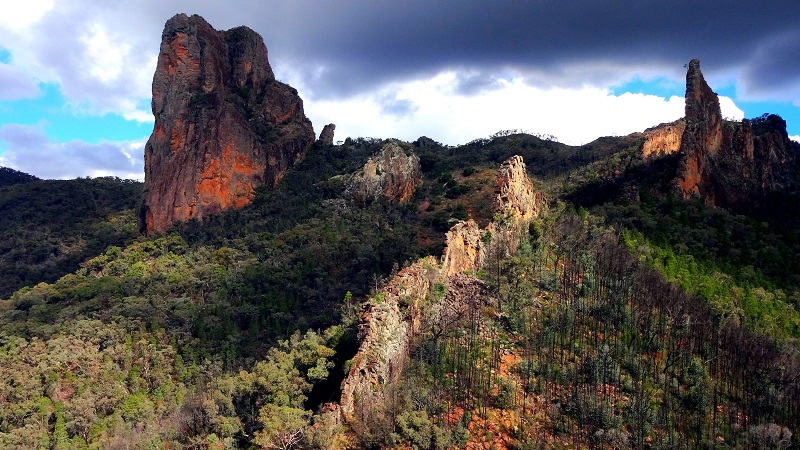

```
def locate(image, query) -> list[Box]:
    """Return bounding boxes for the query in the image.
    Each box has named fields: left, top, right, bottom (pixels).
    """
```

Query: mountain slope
left=0, top=175, right=141, bottom=299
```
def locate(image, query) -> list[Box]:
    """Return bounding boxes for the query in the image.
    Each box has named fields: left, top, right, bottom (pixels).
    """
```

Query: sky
left=0, top=1, right=799, bottom=180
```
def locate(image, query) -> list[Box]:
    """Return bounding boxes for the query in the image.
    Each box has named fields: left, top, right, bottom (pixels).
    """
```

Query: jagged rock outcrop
left=339, top=155, right=542, bottom=423
left=339, top=256, right=438, bottom=420
left=676, top=59, right=724, bottom=198
left=346, top=142, right=422, bottom=205
left=318, top=123, right=336, bottom=145
left=441, top=220, right=486, bottom=277
left=139, top=13, right=315, bottom=234
left=642, top=120, right=685, bottom=158
left=675, top=59, right=795, bottom=209
left=494, top=155, right=542, bottom=221
left=442, top=156, right=542, bottom=276
left=413, top=136, right=440, bottom=148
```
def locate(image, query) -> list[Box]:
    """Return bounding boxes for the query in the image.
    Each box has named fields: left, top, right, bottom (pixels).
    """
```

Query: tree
left=254, top=404, right=309, bottom=450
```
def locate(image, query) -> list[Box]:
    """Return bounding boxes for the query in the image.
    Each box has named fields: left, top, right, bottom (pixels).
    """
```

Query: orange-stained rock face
left=674, top=59, right=795, bottom=210
left=140, top=13, right=315, bottom=234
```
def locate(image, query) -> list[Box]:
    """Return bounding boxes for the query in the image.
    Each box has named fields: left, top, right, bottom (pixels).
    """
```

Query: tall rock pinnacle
left=674, top=59, right=795, bottom=209
left=676, top=59, right=723, bottom=197
left=140, top=14, right=315, bottom=234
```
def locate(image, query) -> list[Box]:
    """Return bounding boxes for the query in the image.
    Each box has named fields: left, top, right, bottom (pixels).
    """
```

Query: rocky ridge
left=139, top=14, right=315, bottom=234
left=338, top=155, right=540, bottom=424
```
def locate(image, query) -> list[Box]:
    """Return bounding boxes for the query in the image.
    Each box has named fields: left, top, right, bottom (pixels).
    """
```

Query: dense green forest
left=1, top=127, right=799, bottom=448
left=0, top=176, right=142, bottom=298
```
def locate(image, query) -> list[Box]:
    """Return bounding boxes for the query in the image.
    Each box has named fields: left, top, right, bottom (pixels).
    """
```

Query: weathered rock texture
left=338, top=256, right=438, bottom=420
left=140, top=14, right=315, bottom=233
left=675, top=59, right=795, bottom=210
left=642, top=120, right=685, bottom=158
left=346, top=142, right=422, bottom=205
left=318, top=123, right=336, bottom=145
left=441, top=220, right=486, bottom=277
left=494, top=155, right=543, bottom=221
left=339, top=155, right=541, bottom=423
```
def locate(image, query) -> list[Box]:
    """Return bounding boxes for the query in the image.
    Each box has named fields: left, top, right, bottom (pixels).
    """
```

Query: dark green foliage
left=0, top=166, right=38, bottom=187
left=750, top=113, right=787, bottom=137
left=0, top=176, right=141, bottom=298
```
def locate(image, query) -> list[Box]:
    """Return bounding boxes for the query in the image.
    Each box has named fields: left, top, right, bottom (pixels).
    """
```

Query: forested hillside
left=1, top=123, right=799, bottom=448
left=0, top=177, right=142, bottom=298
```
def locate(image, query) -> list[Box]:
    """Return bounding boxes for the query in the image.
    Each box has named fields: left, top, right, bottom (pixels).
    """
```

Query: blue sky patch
left=0, top=48, right=11, bottom=64
left=613, top=78, right=799, bottom=137
left=611, top=77, right=684, bottom=99
left=0, top=83, right=152, bottom=144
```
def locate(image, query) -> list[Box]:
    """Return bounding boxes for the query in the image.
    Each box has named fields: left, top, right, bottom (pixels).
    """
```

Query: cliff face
left=346, top=142, right=422, bottom=205
left=494, top=155, right=542, bottom=221
left=642, top=121, right=685, bottom=158
left=339, top=155, right=541, bottom=423
left=338, top=256, right=438, bottom=420
left=675, top=59, right=794, bottom=209
left=441, top=220, right=485, bottom=277
left=140, top=14, right=315, bottom=234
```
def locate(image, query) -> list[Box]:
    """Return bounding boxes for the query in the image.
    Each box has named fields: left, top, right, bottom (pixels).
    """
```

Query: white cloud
left=0, top=123, right=145, bottom=180
left=719, top=96, right=745, bottom=121
left=303, top=71, right=693, bottom=146
left=0, top=1, right=158, bottom=123
left=0, top=0, right=54, bottom=30
left=790, top=135, right=800, bottom=143
left=81, top=23, right=129, bottom=84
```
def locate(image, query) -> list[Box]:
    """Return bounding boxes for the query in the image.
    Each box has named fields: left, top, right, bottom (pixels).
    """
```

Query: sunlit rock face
left=641, top=120, right=685, bottom=158
left=346, top=142, right=422, bottom=205
left=140, top=13, right=314, bottom=234
left=493, top=155, right=542, bottom=221
left=339, top=155, right=543, bottom=424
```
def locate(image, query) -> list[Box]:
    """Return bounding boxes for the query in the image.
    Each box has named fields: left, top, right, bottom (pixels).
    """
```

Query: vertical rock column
left=140, top=13, right=315, bottom=234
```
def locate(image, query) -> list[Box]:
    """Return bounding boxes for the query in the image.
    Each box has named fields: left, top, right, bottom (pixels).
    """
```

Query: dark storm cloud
left=452, top=72, right=504, bottom=96
left=236, top=0, right=800, bottom=101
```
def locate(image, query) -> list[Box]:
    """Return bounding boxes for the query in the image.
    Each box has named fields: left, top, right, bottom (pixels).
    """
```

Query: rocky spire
left=139, top=14, right=315, bottom=234
left=318, top=123, right=336, bottom=145
left=674, top=59, right=795, bottom=209
left=676, top=59, right=723, bottom=197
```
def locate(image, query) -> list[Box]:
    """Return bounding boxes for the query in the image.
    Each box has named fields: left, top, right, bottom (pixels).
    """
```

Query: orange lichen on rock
left=196, top=144, right=264, bottom=211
